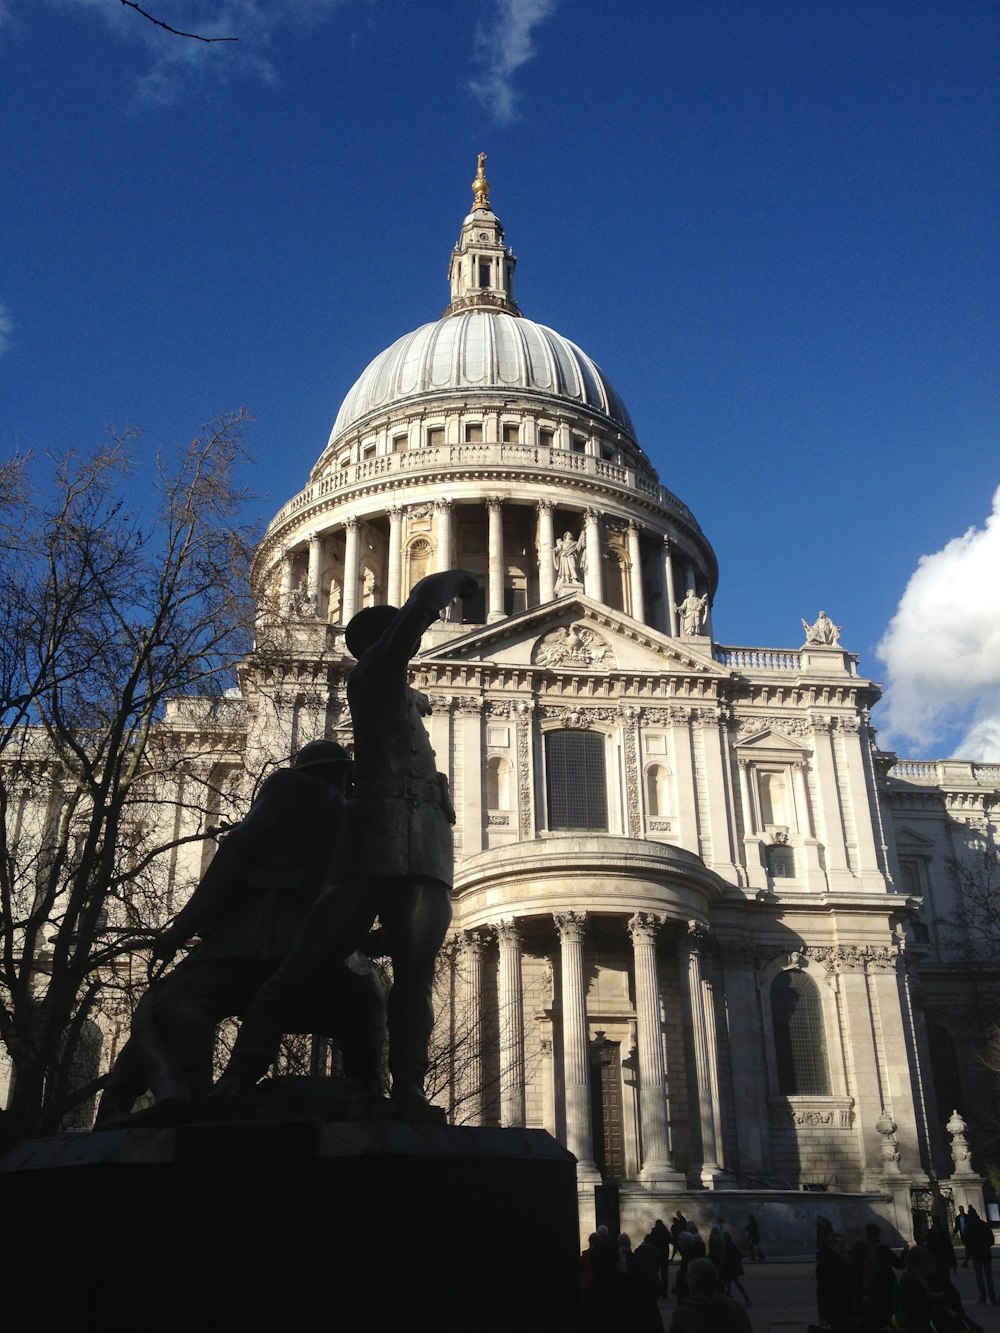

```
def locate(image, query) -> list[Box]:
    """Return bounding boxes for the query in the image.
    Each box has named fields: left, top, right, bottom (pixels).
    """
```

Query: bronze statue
left=95, top=740, right=386, bottom=1127
left=214, top=568, right=479, bottom=1117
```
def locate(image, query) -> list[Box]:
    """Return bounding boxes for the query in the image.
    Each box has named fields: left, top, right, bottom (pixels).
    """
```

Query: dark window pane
left=546, top=731, right=607, bottom=832
left=772, top=970, right=829, bottom=1095
left=768, top=845, right=795, bottom=878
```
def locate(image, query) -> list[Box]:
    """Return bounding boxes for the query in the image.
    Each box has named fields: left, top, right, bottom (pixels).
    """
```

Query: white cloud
left=0, top=301, right=12, bottom=356
left=34, top=0, right=348, bottom=103
left=469, top=0, right=558, bottom=124
left=876, top=485, right=1000, bottom=761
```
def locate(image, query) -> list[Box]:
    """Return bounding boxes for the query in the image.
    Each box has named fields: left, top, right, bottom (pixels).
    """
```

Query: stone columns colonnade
left=273, top=497, right=708, bottom=635
left=458, top=910, right=703, bottom=1189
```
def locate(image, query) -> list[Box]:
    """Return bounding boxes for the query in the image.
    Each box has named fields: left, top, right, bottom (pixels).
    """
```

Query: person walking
left=721, top=1232, right=750, bottom=1307
left=745, top=1214, right=764, bottom=1263
left=816, top=1232, right=858, bottom=1333
left=671, top=1258, right=751, bottom=1333
left=964, top=1207, right=997, bottom=1305
left=956, top=1206, right=970, bottom=1267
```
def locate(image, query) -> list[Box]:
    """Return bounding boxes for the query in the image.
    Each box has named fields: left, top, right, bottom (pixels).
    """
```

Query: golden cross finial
left=472, top=151, right=490, bottom=209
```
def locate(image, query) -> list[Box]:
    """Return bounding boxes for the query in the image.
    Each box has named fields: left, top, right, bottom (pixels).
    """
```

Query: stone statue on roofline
left=676, top=587, right=708, bottom=636
left=801, top=610, right=842, bottom=647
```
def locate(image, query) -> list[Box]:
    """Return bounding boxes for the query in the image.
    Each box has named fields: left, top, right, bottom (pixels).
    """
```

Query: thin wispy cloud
left=469, top=0, right=558, bottom=124
left=876, top=485, right=1000, bottom=761
left=0, top=302, right=12, bottom=357
left=34, top=0, right=349, bottom=103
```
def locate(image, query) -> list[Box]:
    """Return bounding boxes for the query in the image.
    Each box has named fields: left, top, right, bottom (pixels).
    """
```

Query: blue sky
left=1, top=0, right=998, bottom=758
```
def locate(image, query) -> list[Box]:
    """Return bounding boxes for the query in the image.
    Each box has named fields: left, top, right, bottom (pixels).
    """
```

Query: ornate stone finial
left=472, top=152, right=490, bottom=209
left=947, top=1109, right=976, bottom=1175
left=875, top=1108, right=902, bottom=1172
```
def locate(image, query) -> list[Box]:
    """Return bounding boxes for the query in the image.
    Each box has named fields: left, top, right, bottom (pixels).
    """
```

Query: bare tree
left=949, top=843, right=1000, bottom=960
left=0, top=413, right=257, bottom=1139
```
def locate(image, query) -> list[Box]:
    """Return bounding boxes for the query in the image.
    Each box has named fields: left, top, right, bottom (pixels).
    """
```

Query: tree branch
left=119, top=1, right=238, bottom=44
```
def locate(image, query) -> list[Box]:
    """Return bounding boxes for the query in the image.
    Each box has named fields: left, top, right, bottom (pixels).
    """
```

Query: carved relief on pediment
left=531, top=624, right=616, bottom=669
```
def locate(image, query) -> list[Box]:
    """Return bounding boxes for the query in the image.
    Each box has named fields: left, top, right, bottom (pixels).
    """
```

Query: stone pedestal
left=0, top=1120, right=579, bottom=1333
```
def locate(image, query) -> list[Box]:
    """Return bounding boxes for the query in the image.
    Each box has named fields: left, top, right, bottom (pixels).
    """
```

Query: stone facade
left=5, top=162, right=998, bottom=1237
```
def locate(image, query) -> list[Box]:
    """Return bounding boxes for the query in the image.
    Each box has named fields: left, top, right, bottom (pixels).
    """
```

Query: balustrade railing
left=715, top=647, right=803, bottom=671
left=265, top=440, right=699, bottom=534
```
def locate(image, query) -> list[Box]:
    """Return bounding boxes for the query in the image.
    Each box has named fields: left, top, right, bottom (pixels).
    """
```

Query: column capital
left=627, top=518, right=641, bottom=535
left=494, top=918, right=522, bottom=949
left=435, top=498, right=453, bottom=514
left=486, top=495, right=504, bottom=512
left=536, top=498, right=554, bottom=514
left=554, top=910, right=587, bottom=943
left=662, top=534, right=674, bottom=550
left=388, top=503, right=404, bottom=520
left=344, top=515, right=359, bottom=531
left=585, top=506, right=602, bottom=522
left=686, top=920, right=711, bottom=950
left=461, top=928, right=490, bottom=959
left=627, top=912, right=664, bottom=945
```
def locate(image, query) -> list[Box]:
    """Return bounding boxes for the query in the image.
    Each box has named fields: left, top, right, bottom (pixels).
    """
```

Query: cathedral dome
left=326, top=311, right=635, bottom=449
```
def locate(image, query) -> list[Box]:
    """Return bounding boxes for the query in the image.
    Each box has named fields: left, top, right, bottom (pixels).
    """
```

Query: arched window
left=486, top=756, right=512, bottom=811
left=545, top=730, right=607, bottom=832
left=645, top=764, right=670, bottom=818
left=771, top=969, right=830, bottom=1095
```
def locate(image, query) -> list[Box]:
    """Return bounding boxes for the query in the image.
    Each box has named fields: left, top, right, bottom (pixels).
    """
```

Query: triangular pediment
left=417, top=595, right=729, bottom=677
left=893, top=825, right=937, bottom=854
left=733, top=726, right=812, bottom=755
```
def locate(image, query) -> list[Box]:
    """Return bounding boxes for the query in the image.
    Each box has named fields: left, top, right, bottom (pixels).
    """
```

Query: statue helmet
left=292, top=739, right=352, bottom=772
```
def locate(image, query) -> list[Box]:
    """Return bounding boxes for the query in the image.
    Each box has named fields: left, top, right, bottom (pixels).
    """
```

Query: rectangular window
left=538, top=428, right=554, bottom=448
left=571, top=436, right=587, bottom=455
left=545, top=730, right=608, bottom=832
left=361, top=442, right=376, bottom=459
left=464, top=423, right=483, bottom=444
left=426, top=427, right=445, bottom=448
left=502, top=423, right=519, bottom=443
left=478, top=260, right=491, bottom=288
left=391, top=433, right=407, bottom=452
left=768, top=845, right=796, bottom=879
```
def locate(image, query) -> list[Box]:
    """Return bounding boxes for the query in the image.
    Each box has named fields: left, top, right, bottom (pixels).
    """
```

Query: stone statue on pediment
left=676, top=588, right=707, bottom=636
left=532, top=623, right=614, bottom=669
left=801, top=610, right=841, bottom=647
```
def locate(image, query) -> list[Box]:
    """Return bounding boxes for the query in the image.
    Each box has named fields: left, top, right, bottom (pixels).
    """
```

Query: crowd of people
left=580, top=1212, right=764, bottom=1332
left=815, top=1207, right=995, bottom=1333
